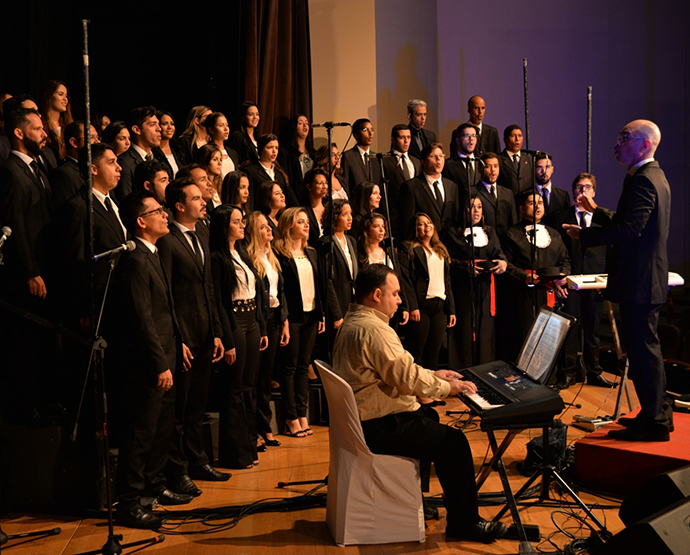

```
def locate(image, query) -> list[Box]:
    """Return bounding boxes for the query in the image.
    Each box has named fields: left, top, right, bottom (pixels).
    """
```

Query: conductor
left=563, top=120, right=671, bottom=442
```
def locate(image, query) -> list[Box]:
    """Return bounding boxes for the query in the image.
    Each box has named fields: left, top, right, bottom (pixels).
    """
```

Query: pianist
left=332, top=263, right=507, bottom=543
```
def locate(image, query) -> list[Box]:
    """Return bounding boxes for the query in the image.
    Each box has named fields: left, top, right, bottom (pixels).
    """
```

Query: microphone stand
left=523, top=58, right=539, bottom=322
left=73, top=20, right=164, bottom=555
left=586, top=86, right=592, bottom=173
left=464, top=158, right=478, bottom=366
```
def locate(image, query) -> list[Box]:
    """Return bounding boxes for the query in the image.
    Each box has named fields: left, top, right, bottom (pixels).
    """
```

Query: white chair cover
left=315, top=360, right=426, bottom=546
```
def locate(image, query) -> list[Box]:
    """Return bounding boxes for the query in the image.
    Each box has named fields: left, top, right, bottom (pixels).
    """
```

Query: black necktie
left=512, top=154, right=519, bottom=172
left=30, top=161, right=45, bottom=188
left=186, top=230, right=204, bottom=267
left=490, top=184, right=495, bottom=198
left=145, top=152, right=154, bottom=162
left=432, top=180, right=444, bottom=213
left=579, top=211, right=589, bottom=228
left=104, top=197, right=126, bottom=242
left=400, top=154, right=411, bottom=180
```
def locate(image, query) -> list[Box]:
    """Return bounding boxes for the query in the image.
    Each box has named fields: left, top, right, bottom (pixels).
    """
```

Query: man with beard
left=158, top=178, right=228, bottom=497
left=533, top=153, right=570, bottom=225
left=443, top=123, right=483, bottom=204
left=382, top=124, right=421, bottom=236
left=0, top=107, right=55, bottom=423
left=133, top=159, right=171, bottom=205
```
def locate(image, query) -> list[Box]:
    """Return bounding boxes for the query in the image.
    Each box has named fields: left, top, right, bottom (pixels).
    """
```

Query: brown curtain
left=240, top=0, right=313, bottom=137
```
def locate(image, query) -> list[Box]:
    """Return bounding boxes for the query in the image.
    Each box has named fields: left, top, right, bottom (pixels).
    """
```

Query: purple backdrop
left=375, top=0, right=689, bottom=271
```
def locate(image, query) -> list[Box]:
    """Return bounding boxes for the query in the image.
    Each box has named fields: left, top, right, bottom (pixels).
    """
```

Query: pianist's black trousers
left=361, top=407, right=480, bottom=529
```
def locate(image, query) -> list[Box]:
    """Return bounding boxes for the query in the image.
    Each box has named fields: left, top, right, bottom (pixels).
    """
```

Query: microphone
left=93, top=240, right=136, bottom=261
left=311, top=121, right=350, bottom=128
left=0, top=226, right=11, bottom=249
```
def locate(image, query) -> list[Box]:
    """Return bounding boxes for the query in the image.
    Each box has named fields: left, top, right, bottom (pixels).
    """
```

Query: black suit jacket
left=277, top=147, right=312, bottom=204
left=57, top=186, right=127, bottom=318
left=228, top=130, right=259, bottom=166
left=244, top=162, right=299, bottom=208
left=475, top=182, right=518, bottom=237
left=318, top=234, right=359, bottom=321
left=275, top=248, right=323, bottom=322
left=552, top=207, right=608, bottom=275
left=341, top=146, right=382, bottom=200
left=0, top=153, right=54, bottom=285
left=398, top=175, right=459, bottom=239
left=398, top=243, right=454, bottom=315
left=540, top=184, right=571, bottom=225
left=580, top=161, right=670, bottom=304
left=442, top=156, right=481, bottom=202
left=476, top=124, right=501, bottom=158
left=110, top=236, right=181, bottom=377
left=158, top=224, right=222, bottom=349
left=50, top=157, right=83, bottom=209
left=382, top=152, right=422, bottom=236
left=115, top=147, right=144, bottom=202
left=497, top=150, right=534, bottom=194
left=407, top=126, right=436, bottom=161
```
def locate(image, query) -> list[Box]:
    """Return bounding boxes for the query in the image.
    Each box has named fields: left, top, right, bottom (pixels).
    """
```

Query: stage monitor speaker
left=619, top=464, right=690, bottom=526
left=602, top=496, right=690, bottom=555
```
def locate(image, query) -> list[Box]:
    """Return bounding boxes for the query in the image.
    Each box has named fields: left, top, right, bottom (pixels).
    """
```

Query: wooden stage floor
left=1, top=374, right=632, bottom=554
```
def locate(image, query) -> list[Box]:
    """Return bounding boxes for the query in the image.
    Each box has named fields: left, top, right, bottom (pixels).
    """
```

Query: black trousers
left=218, top=308, right=260, bottom=468
left=281, top=309, right=318, bottom=420
left=361, top=407, right=480, bottom=529
left=117, top=370, right=176, bottom=509
left=619, top=302, right=671, bottom=426
left=166, top=337, right=213, bottom=476
left=406, top=297, right=447, bottom=370
left=256, top=308, right=280, bottom=436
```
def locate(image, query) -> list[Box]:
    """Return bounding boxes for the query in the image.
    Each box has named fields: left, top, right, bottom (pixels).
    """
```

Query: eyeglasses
left=140, top=207, right=166, bottom=218
left=359, top=127, right=374, bottom=134
left=574, top=184, right=594, bottom=191
left=231, top=219, right=247, bottom=227
left=461, top=134, right=478, bottom=139
left=616, top=132, right=647, bottom=145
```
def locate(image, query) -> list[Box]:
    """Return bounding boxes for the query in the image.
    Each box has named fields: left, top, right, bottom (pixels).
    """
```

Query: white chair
left=314, top=360, right=426, bottom=546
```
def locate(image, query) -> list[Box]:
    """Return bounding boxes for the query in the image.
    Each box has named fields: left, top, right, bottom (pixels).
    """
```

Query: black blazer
left=110, top=236, right=181, bottom=377
left=258, top=263, right=288, bottom=326
left=275, top=248, right=323, bottom=322
left=56, top=186, right=127, bottom=318
left=475, top=182, right=518, bottom=236
left=541, top=185, right=571, bottom=225
left=382, top=152, right=422, bottom=236
left=398, top=175, right=460, bottom=239
left=502, top=221, right=571, bottom=283
left=115, top=147, right=144, bottom=202
left=318, top=234, right=359, bottom=322
left=228, top=130, right=259, bottom=166
left=0, top=153, right=54, bottom=284
left=340, top=146, right=382, bottom=199
left=304, top=203, right=324, bottom=249
left=277, top=147, right=312, bottom=204
left=552, top=207, right=608, bottom=275
left=49, top=157, right=84, bottom=209
left=158, top=224, right=222, bottom=349
left=407, top=126, right=436, bottom=161
left=497, top=150, right=534, bottom=195
left=442, top=156, right=482, bottom=201
left=398, top=242, right=454, bottom=316
left=211, top=247, right=266, bottom=351
left=580, top=161, right=670, bottom=304
left=476, top=124, right=501, bottom=158
left=244, top=162, right=299, bottom=208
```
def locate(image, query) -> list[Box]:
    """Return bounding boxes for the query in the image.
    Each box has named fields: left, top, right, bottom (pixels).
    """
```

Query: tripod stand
left=0, top=525, right=61, bottom=553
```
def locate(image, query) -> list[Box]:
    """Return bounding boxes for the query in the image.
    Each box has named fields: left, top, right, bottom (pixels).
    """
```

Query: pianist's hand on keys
left=434, top=370, right=478, bottom=396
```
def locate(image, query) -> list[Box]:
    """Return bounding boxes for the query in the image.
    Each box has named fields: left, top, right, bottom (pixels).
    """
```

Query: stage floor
left=1, top=374, right=635, bottom=554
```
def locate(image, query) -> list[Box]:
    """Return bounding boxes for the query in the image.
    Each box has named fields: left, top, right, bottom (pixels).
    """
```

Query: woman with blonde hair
left=273, top=207, right=325, bottom=437
left=177, top=105, right=212, bottom=165
left=245, top=211, right=290, bottom=448
left=399, top=212, right=455, bottom=370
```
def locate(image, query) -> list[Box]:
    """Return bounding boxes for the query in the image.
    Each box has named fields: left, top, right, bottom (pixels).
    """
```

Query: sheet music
left=517, top=311, right=570, bottom=383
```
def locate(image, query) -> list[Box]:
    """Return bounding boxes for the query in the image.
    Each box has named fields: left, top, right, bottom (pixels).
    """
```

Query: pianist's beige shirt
left=332, top=303, right=451, bottom=421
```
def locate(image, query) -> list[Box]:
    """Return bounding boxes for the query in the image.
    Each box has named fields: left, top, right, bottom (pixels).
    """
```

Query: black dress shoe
left=168, top=475, right=202, bottom=497
left=587, top=373, right=618, bottom=388
left=618, top=415, right=674, bottom=432
left=423, top=499, right=439, bottom=520
left=153, top=488, right=194, bottom=505
left=189, top=464, right=232, bottom=481
left=608, top=423, right=670, bottom=442
left=556, top=376, right=574, bottom=390
left=116, top=506, right=164, bottom=529
left=446, top=519, right=508, bottom=543
left=263, top=438, right=281, bottom=447
left=257, top=444, right=267, bottom=453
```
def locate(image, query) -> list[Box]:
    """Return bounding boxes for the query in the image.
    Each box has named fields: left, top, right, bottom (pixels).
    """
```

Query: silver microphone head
left=125, top=240, right=136, bottom=251
left=1, top=226, right=11, bottom=237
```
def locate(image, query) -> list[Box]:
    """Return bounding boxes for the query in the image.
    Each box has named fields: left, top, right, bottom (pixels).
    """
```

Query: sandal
left=285, top=429, right=307, bottom=438
left=302, top=427, right=313, bottom=436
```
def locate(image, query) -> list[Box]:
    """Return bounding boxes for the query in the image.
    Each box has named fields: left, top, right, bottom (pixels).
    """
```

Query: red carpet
left=574, top=410, right=690, bottom=496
